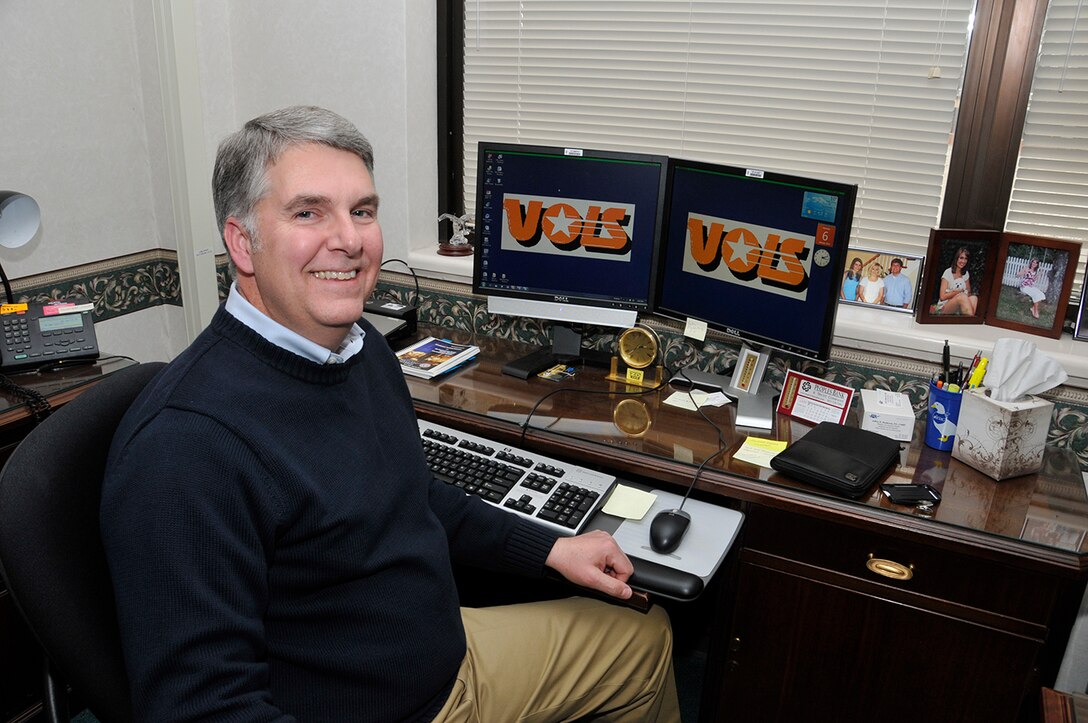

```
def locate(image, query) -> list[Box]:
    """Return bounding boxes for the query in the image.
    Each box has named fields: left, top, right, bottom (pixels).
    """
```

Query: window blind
left=462, top=0, right=975, bottom=254
left=1006, top=0, right=1088, bottom=301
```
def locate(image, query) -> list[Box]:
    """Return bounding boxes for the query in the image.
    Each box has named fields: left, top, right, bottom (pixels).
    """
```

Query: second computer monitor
left=655, top=158, right=857, bottom=363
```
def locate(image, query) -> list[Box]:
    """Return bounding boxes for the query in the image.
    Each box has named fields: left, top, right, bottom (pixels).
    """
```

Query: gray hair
left=213, top=105, right=375, bottom=275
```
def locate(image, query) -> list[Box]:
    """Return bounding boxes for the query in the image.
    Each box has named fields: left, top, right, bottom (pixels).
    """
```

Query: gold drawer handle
left=866, top=554, right=914, bottom=581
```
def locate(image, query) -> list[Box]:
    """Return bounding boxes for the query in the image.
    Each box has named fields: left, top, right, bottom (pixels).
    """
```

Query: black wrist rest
left=628, top=555, right=704, bottom=601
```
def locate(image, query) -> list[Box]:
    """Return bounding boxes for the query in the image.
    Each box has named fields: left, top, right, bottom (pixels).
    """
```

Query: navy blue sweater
left=101, top=308, right=559, bottom=722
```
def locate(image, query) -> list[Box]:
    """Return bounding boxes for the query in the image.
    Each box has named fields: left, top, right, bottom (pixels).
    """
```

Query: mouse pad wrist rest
left=607, top=490, right=743, bottom=581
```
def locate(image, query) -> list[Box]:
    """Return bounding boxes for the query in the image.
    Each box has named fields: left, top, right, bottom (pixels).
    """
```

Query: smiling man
left=100, top=106, right=679, bottom=723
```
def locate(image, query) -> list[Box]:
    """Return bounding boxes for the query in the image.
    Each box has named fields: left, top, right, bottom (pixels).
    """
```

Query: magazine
left=395, top=337, right=480, bottom=379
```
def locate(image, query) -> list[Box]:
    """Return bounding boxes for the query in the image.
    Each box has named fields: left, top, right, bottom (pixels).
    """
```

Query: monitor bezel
left=653, top=157, right=858, bottom=363
left=470, top=141, right=669, bottom=320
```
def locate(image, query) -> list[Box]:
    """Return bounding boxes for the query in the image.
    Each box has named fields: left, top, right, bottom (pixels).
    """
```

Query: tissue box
left=859, top=389, right=915, bottom=442
left=951, top=387, right=1053, bottom=480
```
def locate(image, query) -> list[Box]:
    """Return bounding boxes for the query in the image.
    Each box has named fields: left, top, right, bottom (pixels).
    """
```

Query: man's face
left=890, top=262, right=902, bottom=275
left=226, top=143, right=383, bottom=350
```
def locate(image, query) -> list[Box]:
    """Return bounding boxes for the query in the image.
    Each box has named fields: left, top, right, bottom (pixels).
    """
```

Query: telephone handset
left=1, top=299, right=100, bottom=372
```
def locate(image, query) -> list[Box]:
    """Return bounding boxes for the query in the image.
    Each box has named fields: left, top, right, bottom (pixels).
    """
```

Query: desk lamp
left=0, top=191, right=42, bottom=304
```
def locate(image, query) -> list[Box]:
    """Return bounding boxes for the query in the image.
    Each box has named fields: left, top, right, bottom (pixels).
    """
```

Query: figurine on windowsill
left=437, top=213, right=474, bottom=257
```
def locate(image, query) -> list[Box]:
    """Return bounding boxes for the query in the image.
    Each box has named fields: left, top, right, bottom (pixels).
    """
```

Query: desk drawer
left=743, top=506, right=1058, bottom=627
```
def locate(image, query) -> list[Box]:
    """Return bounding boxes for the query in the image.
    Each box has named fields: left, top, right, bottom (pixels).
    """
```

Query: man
left=100, top=105, right=679, bottom=722
left=882, top=257, right=913, bottom=308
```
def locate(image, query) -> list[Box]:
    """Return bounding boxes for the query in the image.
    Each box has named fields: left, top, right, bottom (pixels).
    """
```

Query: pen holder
left=925, top=381, right=962, bottom=451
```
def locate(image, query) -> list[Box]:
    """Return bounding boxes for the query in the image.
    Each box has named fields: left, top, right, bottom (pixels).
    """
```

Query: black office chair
left=0, top=361, right=165, bottom=723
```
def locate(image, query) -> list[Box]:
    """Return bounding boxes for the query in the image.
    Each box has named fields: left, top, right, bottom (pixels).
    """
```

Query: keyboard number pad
left=538, top=482, right=600, bottom=530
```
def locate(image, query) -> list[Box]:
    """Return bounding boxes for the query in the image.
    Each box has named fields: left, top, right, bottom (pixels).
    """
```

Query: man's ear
left=223, top=217, right=256, bottom=276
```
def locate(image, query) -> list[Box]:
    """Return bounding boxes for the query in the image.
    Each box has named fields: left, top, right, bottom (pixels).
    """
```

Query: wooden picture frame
left=985, top=232, right=1080, bottom=339
left=1076, top=257, right=1088, bottom=343
left=916, top=229, right=999, bottom=325
left=838, top=247, right=924, bottom=313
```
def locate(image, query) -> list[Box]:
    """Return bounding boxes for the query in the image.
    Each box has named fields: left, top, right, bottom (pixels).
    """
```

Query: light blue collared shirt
left=224, top=283, right=365, bottom=364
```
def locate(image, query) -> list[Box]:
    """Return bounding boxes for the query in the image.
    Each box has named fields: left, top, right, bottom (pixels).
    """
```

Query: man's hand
left=545, top=530, right=634, bottom=600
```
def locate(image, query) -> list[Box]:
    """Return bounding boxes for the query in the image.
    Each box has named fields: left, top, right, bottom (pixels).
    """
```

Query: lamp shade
left=0, top=191, right=42, bottom=249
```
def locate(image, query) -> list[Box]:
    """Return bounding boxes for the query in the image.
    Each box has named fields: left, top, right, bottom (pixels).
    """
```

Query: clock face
left=617, top=326, right=659, bottom=369
left=814, top=248, right=831, bottom=267
left=613, top=397, right=651, bottom=436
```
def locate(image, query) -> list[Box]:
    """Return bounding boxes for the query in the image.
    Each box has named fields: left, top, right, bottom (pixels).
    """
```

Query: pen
left=955, top=361, right=964, bottom=387
left=942, top=339, right=950, bottom=382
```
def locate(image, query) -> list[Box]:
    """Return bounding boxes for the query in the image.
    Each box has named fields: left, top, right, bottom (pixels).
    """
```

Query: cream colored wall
left=1, top=1, right=438, bottom=362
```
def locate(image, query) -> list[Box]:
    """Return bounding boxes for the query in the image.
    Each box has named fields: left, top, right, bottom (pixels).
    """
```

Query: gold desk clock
left=606, top=324, right=663, bottom=388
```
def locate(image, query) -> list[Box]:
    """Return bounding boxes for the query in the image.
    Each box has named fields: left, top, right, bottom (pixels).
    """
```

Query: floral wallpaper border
left=11, top=254, right=1085, bottom=471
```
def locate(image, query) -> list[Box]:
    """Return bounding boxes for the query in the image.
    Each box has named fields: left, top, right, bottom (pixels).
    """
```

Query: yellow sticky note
left=602, top=485, right=658, bottom=520
left=733, top=437, right=788, bottom=468
left=0, top=303, right=28, bottom=315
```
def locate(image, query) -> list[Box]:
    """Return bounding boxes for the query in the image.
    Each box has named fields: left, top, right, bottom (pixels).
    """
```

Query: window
left=460, top=0, right=976, bottom=256
left=1006, top=0, right=1088, bottom=300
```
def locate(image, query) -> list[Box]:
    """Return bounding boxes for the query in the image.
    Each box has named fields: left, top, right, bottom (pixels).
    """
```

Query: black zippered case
left=770, top=422, right=901, bottom=499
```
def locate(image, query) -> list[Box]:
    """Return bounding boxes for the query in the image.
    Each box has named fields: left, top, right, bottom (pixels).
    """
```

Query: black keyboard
left=418, top=419, right=615, bottom=535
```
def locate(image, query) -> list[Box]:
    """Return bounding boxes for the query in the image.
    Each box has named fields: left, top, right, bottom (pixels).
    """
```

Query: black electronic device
left=880, top=483, right=942, bottom=506
left=471, top=141, right=668, bottom=378
left=1, top=300, right=100, bottom=372
left=649, top=508, right=691, bottom=554
left=653, top=158, right=858, bottom=427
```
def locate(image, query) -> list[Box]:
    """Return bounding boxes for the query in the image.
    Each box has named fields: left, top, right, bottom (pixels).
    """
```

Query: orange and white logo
left=501, top=194, right=635, bottom=260
left=683, top=212, right=812, bottom=299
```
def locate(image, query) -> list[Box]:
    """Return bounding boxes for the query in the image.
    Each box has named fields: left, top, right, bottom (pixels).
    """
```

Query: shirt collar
left=224, top=283, right=365, bottom=364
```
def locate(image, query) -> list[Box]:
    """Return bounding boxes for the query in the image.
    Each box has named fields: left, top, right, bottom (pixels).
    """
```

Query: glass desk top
left=402, top=325, right=1088, bottom=560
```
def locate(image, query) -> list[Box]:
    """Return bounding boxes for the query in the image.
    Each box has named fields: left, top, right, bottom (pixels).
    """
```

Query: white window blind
left=1006, top=0, right=1088, bottom=300
left=463, top=0, right=975, bottom=254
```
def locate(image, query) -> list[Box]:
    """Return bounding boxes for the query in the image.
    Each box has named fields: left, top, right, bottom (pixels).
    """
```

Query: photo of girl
left=1016, top=258, right=1046, bottom=319
left=935, top=246, right=979, bottom=316
left=918, top=229, right=996, bottom=326
left=989, top=235, right=1078, bottom=337
left=841, top=257, right=863, bottom=300
left=858, top=262, right=885, bottom=304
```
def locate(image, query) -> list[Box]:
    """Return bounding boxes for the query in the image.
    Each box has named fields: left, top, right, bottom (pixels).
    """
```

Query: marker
left=942, top=339, right=951, bottom=382
left=968, top=358, right=988, bottom=388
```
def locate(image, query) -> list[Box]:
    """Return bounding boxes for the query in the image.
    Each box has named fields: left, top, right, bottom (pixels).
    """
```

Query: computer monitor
left=471, top=142, right=668, bottom=378
left=654, top=158, right=857, bottom=427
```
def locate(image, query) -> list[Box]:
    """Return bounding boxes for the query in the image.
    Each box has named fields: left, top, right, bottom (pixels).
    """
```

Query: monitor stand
left=677, top=346, right=779, bottom=430
left=501, top=324, right=610, bottom=379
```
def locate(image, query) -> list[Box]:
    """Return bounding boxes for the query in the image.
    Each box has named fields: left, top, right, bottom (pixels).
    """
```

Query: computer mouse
left=649, top=509, right=691, bottom=554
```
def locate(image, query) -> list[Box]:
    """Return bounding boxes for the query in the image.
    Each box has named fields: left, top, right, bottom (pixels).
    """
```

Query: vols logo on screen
left=500, top=193, right=634, bottom=259
left=683, top=213, right=812, bottom=299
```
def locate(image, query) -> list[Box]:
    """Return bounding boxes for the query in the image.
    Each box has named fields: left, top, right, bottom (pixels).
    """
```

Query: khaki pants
left=432, top=597, right=681, bottom=723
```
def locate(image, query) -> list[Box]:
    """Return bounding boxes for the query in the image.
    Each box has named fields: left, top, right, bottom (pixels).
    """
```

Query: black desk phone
left=1, top=299, right=100, bottom=372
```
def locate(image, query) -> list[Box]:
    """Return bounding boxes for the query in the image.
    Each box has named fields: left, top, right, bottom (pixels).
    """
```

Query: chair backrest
left=0, top=361, right=166, bottom=723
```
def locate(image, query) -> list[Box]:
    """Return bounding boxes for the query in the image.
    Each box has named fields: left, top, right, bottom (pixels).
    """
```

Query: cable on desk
left=516, top=368, right=674, bottom=448
left=516, top=361, right=733, bottom=512
left=670, top=367, right=731, bottom=512
left=0, top=373, right=53, bottom=423
left=379, top=258, right=421, bottom=307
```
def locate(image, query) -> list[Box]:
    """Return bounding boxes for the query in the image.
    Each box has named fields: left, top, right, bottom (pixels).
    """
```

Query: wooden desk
left=1043, top=688, right=1088, bottom=722
left=404, top=325, right=1087, bottom=723
left=0, top=356, right=135, bottom=723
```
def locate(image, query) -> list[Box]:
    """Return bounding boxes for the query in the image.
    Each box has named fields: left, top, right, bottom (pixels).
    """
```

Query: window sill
left=399, top=247, right=1088, bottom=391
left=832, top=304, right=1088, bottom=390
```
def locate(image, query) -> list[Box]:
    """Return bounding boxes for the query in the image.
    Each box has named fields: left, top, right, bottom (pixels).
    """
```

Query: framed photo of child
left=917, top=229, right=999, bottom=325
left=985, top=232, right=1080, bottom=339
left=838, top=248, right=924, bottom=313
left=1076, top=258, right=1088, bottom=343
